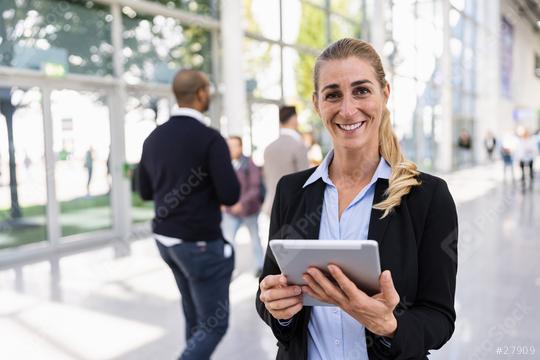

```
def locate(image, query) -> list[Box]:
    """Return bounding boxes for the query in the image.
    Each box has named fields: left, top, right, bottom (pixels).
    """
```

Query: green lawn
left=0, top=193, right=154, bottom=250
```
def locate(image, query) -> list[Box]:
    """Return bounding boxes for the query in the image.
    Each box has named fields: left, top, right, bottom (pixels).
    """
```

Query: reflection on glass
left=450, top=0, right=466, bottom=11
left=296, top=3, right=327, bottom=49
left=391, top=76, right=417, bottom=159
left=0, top=0, right=113, bottom=76
left=122, top=11, right=211, bottom=84
left=280, top=1, right=328, bottom=48
left=283, top=47, right=300, bottom=102
left=330, top=15, right=360, bottom=42
left=51, top=90, right=112, bottom=237
left=281, top=0, right=302, bottom=44
left=0, top=87, right=47, bottom=249
left=308, top=0, right=326, bottom=6
left=331, top=0, right=361, bottom=19
left=250, top=103, right=279, bottom=165
left=244, top=39, right=281, bottom=100
left=243, top=0, right=280, bottom=40
left=124, top=95, right=169, bottom=223
left=159, top=0, right=218, bottom=17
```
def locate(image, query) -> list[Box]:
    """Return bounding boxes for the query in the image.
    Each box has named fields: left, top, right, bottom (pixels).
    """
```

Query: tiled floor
left=1, top=162, right=539, bottom=360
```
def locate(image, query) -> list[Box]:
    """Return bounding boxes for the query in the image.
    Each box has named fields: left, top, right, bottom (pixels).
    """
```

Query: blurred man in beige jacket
left=262, top=106, right=309, bottom=215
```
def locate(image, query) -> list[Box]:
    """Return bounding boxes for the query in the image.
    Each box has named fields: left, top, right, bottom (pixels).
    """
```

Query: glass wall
left=124, top=94, right=171, bottom=224
left=0, top=0, right=218, bottom=252
left=450, top=0, right=479, bottom=167
left=385, top=0, right=486, bottom=169
left=0, top=0, right=113, bottom=76
left=243, top=0, right=367, bottom=159
left=385, top=0, right=443, bottom=169
left=0, top=87, right=47, bottom=249
left=122, top=11, right=212, bottom=84
left=51, top=89, right=113, bottom=237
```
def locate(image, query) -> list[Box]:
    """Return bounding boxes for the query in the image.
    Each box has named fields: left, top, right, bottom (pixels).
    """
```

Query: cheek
left=319, top=105, right=339, bottom=126
left=363, top=100, right=383, bottom=117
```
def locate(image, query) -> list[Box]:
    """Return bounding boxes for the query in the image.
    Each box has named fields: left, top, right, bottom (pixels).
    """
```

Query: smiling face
left=313, top=56, right=389, bottom=153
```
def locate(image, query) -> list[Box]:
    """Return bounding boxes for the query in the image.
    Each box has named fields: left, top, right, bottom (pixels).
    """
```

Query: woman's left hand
left=302, top=265, right=400, bottom=337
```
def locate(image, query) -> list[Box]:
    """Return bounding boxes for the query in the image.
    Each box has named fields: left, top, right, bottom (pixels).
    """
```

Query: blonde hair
left=314, top=38, right=420, bottom=218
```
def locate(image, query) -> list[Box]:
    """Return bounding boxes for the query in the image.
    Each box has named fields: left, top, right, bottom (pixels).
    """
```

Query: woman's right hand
left=259, top=274, right=304, bottom=320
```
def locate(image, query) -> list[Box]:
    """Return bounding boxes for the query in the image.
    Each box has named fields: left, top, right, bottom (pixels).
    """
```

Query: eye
left=324, top=91, right=341, bottom=101
left=353, top=87, right=370, bottom=96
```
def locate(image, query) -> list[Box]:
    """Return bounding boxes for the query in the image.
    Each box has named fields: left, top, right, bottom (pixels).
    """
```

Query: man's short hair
left=279, top=106, right=297, bottom=125
left=172, top=69, right=208, bottom=105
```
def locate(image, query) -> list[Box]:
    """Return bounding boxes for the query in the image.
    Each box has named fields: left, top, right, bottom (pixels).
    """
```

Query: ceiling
left=513, top=0, right=540, bottom=31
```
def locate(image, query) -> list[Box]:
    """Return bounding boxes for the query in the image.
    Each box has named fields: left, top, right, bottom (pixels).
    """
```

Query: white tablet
left=269, top=239, right=381, bottom=306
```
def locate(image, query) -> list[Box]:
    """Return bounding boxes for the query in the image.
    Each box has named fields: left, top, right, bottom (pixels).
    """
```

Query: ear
left=195, top=87, right=206, bottom=103
left=383, top=82, right=390, bottom=104
left=312, top=91, right=320, bottom=116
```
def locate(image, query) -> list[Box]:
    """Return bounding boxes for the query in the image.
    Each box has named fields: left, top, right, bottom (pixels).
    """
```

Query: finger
left=327, top=264, right=369, bottom=301
left=266, top=295, right=303, bottom=311
left=380, top=270, right=400, bottom=307
left=261, top=285, right=302, bottom=303
left=306, top=267, right=347, bottom=304
left=275, top=302, right=303, bottom=320
left=301, top=285, right=332, bottom=304
left=260, top=274, right=287, bottom=290
left=302, top=273, right=326, bottom=297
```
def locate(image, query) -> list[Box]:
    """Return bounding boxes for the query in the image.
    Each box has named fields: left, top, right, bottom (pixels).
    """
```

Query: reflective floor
left=1, top=162, right=539, bottom=360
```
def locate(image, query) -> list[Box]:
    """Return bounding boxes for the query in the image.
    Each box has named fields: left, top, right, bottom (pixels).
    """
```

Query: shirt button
left=335, top=339, right=340, bottom=345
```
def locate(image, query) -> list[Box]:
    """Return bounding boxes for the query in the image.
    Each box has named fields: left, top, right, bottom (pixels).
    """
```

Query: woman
left=256, top=38, right=458, bottom=360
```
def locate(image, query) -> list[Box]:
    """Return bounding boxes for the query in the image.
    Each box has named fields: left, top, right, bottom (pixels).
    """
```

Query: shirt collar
left=170, top=106, right=211, bottom=127
left=303, top=149, right=392, bottom=188
left=280, top=128, right=302, bottom=142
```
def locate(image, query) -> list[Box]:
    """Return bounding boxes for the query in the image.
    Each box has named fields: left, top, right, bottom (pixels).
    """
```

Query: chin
left=335, top=140, right=367, bottom=151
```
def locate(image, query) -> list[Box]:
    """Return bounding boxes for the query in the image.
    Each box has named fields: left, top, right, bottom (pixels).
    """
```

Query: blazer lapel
left=368, top=178, right=391, bottom=246
left=301, top=178, right=326, bottom=239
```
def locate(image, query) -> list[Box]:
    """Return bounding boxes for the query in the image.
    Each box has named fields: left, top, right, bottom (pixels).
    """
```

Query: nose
left=339, top=94, right=358, bottom=119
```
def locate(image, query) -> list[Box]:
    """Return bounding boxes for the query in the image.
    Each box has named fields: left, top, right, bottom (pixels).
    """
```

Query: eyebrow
left=320, top=79, right=374, bottom=93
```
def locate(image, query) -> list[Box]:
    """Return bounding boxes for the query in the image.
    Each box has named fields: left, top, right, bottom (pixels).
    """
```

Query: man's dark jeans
left=156, top=239, right=235, bottom=360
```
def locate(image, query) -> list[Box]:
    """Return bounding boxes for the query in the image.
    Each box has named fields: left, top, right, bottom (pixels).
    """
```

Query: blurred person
left=457, top=128, right=472, bottom=166
left=484, top=131, right=497, bottom=161
left=222, top=136, right=265, bottom=277
left=256, top=38, right=458, bottom=359
left=138, top=69, right=240, bottom=360
left=302, top=131, right=324, bottom=167
left=515, top=128, right=536, bottom=188
left=501, top=146, right=515, bottom=182
left=23, top=152, right=32, bottom=181
left=500, top=133, right=517, bottom=182
left=84, top=146, right=94, bottom=196
left=262, top=105, right=309, bottom=215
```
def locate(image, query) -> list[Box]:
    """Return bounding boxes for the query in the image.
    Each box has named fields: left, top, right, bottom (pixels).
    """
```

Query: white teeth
left=338, top=122, right=364, bottom=131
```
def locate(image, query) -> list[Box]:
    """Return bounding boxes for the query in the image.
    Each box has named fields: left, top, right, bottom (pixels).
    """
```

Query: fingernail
left=295, top=287, right=301, bottom=295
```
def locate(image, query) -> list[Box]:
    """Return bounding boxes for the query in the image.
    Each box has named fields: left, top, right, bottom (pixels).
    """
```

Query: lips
left=336, top=121, right=366, bottom=132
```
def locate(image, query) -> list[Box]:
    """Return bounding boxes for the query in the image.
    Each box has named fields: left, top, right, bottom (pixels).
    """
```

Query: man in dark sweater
left=138, top=69, right=240, bottom=360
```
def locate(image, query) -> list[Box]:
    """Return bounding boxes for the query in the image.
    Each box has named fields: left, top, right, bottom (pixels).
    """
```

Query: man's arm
left=138, top=148, right=154, bottom=201
left=208, top=135, right=240, bottom=206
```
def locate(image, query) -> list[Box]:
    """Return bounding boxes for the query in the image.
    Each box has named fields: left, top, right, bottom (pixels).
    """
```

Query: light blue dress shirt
left=302, top=150, right=391, bottom=360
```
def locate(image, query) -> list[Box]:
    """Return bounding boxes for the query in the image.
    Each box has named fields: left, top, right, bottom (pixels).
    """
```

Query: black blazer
left=256, top=167, right=458, bottom=360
